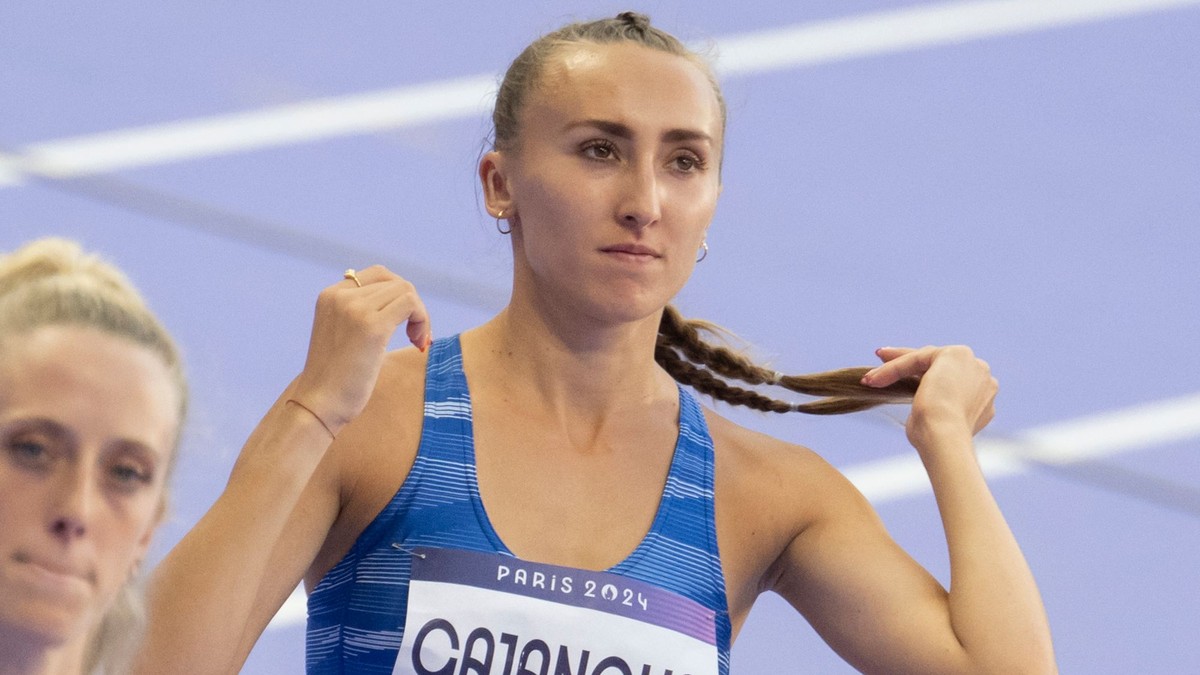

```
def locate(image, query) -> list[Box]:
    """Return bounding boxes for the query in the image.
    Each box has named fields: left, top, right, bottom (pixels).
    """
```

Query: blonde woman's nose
left=48, top=464, right=97, bottom=541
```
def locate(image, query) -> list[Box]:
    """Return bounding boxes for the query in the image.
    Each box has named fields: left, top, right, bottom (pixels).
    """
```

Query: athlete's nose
left=617, top=160, right=662, bottom=230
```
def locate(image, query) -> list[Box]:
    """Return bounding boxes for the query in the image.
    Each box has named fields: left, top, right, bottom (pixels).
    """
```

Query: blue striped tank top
left=305, top=335, right=731, bottom=674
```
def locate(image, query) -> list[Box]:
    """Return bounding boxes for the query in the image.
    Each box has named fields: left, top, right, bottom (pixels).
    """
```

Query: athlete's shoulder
left=702, top=406, right=832, bottom=478
left=702, top=404, right=859, bottom=524
left=700, top=404, right=864, bottom=617
left=380, top=341, right=431, bottom=383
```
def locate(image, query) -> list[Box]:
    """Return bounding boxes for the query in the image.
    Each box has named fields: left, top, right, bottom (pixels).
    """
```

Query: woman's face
left=491, top=41, right=723, bottom=324
left=0, top=325, right=178, bottom=648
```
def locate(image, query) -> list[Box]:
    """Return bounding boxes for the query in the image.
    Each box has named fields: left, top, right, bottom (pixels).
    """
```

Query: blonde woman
left=0, top=238, right=186, bottom=674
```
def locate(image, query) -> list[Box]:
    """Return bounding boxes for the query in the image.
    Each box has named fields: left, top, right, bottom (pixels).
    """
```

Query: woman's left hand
left=860, top=345, right=998, bottom=450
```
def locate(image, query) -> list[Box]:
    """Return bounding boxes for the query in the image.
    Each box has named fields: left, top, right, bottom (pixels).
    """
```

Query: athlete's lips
left=600, top=243, right=662, bottom=258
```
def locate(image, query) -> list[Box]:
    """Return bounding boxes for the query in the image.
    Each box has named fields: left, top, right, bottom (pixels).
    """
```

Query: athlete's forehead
left=525, top=42, right=724, bottom=150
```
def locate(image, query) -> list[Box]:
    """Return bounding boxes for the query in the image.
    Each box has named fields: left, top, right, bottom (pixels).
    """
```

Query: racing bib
left=393, top=547, right=718, bottom=675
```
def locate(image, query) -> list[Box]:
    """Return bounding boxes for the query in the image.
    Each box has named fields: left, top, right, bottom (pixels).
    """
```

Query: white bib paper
left=393, top=547, right=718, bottom=675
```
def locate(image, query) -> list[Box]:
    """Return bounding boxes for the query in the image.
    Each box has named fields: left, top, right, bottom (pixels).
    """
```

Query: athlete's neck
left=465, top=301, right=673, bottom=421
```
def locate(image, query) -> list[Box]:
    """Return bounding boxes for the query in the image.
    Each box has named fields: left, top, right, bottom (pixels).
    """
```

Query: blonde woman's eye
left=109, top=462, right=153, bottom=490
left=7, top=438, right=51, bottom=470
left=13, top=440, right=45, bottom=457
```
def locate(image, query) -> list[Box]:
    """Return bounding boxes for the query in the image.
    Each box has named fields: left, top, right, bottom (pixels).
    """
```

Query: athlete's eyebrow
left=565, top=119, right=713, bottom=145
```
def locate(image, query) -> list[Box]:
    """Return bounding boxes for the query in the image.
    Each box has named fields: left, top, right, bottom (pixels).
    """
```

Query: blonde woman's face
left=0, top=326, right=177, bottom=649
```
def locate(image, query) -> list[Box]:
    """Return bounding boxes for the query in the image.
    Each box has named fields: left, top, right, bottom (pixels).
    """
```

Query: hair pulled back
left=492, top=11, right=726, bottom=153
left=0, top=238, right=183, bottom=385
left=0, top=237, right=188, bottom=673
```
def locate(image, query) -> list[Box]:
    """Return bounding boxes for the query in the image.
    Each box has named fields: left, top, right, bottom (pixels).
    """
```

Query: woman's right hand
left=289, top=265, right=431, bottom=436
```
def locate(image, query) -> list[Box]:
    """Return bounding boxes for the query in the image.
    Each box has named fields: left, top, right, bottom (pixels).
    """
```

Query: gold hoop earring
left=696, top=239, right=708, bottom=263
left=496, top=209, right=512, bottom=235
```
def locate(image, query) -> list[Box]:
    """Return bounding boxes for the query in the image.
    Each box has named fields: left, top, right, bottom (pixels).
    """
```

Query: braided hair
left=656, top=305, right=916, bottom=414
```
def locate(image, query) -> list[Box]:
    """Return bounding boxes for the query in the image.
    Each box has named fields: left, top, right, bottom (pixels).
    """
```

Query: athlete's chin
left=578, top=287, right=678, bottom=327
left=531, top=267, right=686, bottom=327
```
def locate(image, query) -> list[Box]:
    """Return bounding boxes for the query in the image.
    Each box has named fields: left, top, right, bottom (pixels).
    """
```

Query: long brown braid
left=656, top=305, right=917, bottom=414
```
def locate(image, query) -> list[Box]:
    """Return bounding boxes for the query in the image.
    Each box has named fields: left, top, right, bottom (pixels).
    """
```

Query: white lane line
left=4, top=0, right=1198, bottom=188
left=0, top=74, right=499, bottom=187
left=848, top=391, right=1200, bottom=502
left=270, top=586, right=309, bottom=632
left=265, top=391, right=1200, bottom=630
left=714, top=0, right=1200, bottom=75
left=0, top=159, right=20, bottom=186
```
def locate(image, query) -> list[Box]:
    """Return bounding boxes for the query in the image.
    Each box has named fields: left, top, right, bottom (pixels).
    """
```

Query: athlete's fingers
left=861, top=346, right=936, bottom=387
left=375, top=281, right=431, bottom=351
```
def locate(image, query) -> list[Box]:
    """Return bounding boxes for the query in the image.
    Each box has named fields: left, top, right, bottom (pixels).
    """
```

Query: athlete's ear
left=480, top=150, right=513, bottom=217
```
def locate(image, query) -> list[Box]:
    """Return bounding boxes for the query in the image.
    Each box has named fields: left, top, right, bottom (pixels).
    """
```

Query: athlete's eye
left=581, top=139, right=618, bottom=160
left=671, top=152, right=708, bottom=173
